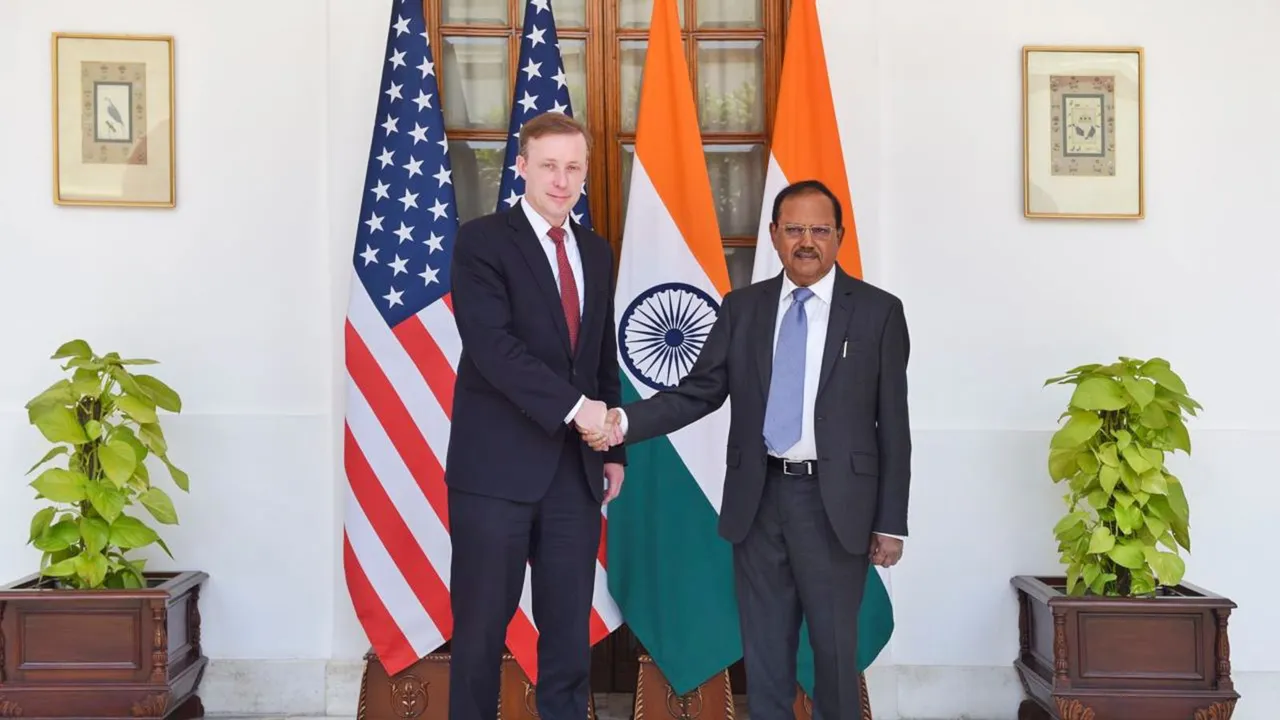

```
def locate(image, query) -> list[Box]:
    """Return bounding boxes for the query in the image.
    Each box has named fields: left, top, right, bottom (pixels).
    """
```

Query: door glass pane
left=442, top=0, right=508, bottom=25
left=449, top=140, right=507, bottom=222
left=519, top=0, right=587, bottom=27
left=697, top=40, right=764, bottom=133
left=441, top=36, right=510, bottom=130
left=705, top=144, right=766, bottom=236
left=619, top=0, right=686, bottom=29
left=698, top=0, right=762, bottom=28
left=724, top=246, right=758, bottom=288
left=619, top=41, right=648, bottom=132
left=559, top=38, right=589, bottom=126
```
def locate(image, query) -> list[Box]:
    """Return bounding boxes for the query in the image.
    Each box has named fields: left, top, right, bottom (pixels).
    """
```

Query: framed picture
left=51, top=33, right=175, bottom=207
left=1022, top=45, right=1143, bottom=219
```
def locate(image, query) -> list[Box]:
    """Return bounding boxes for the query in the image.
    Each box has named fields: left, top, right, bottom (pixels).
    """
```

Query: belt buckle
left=784, top=460, right=812, bottom=476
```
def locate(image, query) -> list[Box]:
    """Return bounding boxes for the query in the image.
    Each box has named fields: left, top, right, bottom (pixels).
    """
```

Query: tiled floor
left=202, top=691, right=1000, bottom=720
left=203, top=695, right=1006, bottom=720
left=205, top=693, right=725, bottom=720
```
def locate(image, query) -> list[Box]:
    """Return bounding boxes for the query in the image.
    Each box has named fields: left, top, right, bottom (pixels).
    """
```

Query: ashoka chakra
left=619, top=282, right=720, bottom=391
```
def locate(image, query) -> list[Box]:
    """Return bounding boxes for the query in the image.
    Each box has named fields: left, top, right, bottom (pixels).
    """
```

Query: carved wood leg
left=1054, top=697, right=1096, bottom=719
left=1194, top=699, right=1237, bottom=720
left=0, top=698, right=23, bottom=718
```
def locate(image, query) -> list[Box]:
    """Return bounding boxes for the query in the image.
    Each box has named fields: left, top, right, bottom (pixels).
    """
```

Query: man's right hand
left=572, top=399, right=608, bottom=439
left=578, top=407, right=624, bottom=451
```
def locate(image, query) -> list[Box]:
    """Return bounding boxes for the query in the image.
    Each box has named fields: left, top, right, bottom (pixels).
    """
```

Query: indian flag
left=751, top=0, right=895, bottom=696
left=606, top=0, right=740, bottom=696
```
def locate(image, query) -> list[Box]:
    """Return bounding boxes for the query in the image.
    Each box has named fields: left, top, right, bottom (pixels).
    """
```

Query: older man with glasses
left=583, top=178, right=913, bottom=720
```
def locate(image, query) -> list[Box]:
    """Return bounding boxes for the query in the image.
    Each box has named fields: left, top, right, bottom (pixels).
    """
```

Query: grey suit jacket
left=621, top=267, right=912, bottom=555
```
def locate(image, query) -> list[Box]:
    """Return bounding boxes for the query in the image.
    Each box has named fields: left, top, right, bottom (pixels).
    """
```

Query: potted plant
left=1011, top=357, right=1238, bottom=720
left=0, top=340, right=207, bottom=719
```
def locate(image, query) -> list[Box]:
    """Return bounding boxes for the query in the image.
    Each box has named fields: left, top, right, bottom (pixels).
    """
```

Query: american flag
left=495, top=0, right=593, bottom=230
left=342, top=0, right=459, bottom=678
left=342, top=0, right=619, bottom=682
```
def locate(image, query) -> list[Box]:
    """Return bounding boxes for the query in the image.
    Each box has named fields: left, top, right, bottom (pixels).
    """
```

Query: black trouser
left=734, top=464, right=870, bottom=720
left=448, top=434, right=600, bottom=720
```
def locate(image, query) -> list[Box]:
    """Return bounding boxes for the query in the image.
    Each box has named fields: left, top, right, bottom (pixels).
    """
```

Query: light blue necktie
left=763, top=287, right=814, bottom=455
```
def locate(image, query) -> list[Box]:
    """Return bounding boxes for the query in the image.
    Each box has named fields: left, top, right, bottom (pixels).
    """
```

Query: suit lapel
left=816, top=269, right=855, bottom=396
left=507, top=206, right=573, bottom=357
left=753, top=274, right=784, bottom=398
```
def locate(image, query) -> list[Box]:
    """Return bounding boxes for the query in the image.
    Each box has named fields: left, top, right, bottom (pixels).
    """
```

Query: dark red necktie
left=547, top=226, right=580, bottom=352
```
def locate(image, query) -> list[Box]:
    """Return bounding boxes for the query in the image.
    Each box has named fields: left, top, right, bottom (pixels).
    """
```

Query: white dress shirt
left=518, top=199, right=589, bottom=424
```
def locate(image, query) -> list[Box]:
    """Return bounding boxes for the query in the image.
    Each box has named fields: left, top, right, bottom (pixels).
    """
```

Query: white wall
left=820, top=0, right=1280, bottom=718
left=1, top=0, right=1276, bottom=718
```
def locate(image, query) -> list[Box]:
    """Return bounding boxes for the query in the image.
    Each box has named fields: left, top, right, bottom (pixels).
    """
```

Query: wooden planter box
left=1012, top=575, right=1239, bottom=720
left=0, top=571, right=207, bottom=719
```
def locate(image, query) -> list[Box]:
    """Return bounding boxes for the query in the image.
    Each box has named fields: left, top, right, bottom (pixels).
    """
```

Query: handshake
left=572, top=399, right=625, bottom=451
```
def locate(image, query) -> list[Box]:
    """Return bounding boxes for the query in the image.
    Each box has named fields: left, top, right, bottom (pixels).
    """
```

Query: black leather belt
left=767, top=456, right=816, bottom=476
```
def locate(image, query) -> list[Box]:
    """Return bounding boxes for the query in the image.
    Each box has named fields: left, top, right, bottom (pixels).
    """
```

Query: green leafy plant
left=23, top=339, right=188, bottom=589
left=1044, top=357, right=1200, bottom=597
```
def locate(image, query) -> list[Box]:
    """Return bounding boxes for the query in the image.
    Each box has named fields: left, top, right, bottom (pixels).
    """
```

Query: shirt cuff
left=873, top=532, right=906, bottom=541
left=564, top=395, right=586, bottom=424
left=617, top=408, right=629, bottom=436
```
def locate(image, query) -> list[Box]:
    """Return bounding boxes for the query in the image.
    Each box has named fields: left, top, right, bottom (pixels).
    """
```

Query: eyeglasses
left=780, top=223, right=836, bottom=240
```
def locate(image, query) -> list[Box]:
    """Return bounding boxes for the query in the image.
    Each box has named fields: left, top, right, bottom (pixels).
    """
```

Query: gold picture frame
left=1022, top=45, right=1143, bottom=219
left=51, top=32, right=175, bottom=208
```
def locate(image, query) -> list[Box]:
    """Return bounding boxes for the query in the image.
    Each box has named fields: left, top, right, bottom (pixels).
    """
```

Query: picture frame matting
left=51, top=32, right=176, bottom=208
left=1022, top=45, right=1144, bottom=219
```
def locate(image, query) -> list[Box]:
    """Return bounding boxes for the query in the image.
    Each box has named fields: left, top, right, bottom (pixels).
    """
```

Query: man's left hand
left=604, top=463, right=625, bottom=504
left=870, top=534, right=903, bottom=568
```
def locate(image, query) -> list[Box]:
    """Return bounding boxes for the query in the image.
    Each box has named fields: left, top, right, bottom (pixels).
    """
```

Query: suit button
left=816, top=416, right=824, bottom=421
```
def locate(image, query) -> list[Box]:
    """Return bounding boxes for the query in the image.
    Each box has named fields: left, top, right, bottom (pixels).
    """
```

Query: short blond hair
left=518, top=111, right=592, bottom=157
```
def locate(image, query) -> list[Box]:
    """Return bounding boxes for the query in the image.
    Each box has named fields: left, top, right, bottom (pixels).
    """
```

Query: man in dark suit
left=585, top=179, right=911, bottom=720
left=445, top=111, right=626, bottom=720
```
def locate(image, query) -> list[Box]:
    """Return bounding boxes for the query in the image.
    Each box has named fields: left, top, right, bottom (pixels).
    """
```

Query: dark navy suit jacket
left=444, top=204, right=626, bottom=504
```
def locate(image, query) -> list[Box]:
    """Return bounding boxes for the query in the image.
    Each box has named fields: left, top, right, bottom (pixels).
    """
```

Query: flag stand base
left=630, top=655, right=872, bottom=720
left=792, top=678, right=873, bottom=720
left=356, top=649, right=452, bottom=720
left=355, top=650, right=597, bottom=720
left=498, top=653, right=598, bottom=720
left=632, top=655, right=735, bottom=720
left=353, top=650, right=868, bottom=720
